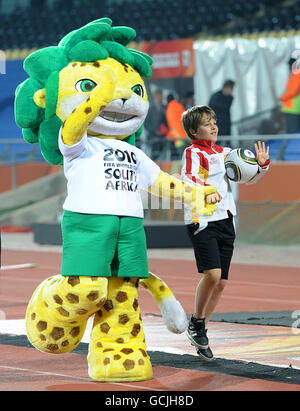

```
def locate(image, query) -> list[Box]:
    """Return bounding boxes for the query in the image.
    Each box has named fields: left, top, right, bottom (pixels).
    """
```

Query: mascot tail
left=140, top=272, right=188, bottom=334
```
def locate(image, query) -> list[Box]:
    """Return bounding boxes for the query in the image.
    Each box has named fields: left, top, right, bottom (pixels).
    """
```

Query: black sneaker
left=197, top=346, right=214, bottom=362
left=186, top=316, right=208, bottom=349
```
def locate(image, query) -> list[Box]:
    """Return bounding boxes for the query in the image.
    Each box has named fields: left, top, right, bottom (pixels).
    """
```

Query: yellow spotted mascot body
left=15, top=18, right=216, bottom=382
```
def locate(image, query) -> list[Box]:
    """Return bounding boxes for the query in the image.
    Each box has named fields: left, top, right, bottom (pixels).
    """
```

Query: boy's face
left=191, top=114, right=218, bottom=142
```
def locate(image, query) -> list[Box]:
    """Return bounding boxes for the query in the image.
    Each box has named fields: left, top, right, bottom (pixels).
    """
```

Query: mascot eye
left=131, top=84, right=144, bottom=97
left=75, top=79, right=97, bottom=92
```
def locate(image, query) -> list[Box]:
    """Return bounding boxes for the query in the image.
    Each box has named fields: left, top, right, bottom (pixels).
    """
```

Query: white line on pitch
left=0, top=365, right=164, bottom=391
left=0, top=263, right=36, bottom=270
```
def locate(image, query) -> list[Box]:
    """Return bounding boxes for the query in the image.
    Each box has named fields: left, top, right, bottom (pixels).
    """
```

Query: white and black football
left=225, top=148, right=258, bottom=183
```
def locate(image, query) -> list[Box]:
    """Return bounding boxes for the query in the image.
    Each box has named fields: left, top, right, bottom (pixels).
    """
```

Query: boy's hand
left=254, top=141, right=270, bottom=166
left=206, top=192, right=222, bottom=204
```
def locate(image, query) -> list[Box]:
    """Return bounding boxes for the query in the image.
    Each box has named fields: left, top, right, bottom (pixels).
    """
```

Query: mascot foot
left=88, top=277, right=153, bottom=382
left=26, top=275, right=108, bottom=354
left=88, top=344, right=153, bottom=382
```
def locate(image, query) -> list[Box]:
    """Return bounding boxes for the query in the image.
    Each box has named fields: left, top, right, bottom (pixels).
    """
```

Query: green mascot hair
left=14, top=18, right=153, bottom=165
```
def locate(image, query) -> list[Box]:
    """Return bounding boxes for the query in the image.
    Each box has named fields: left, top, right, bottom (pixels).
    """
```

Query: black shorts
left=186, top=215, right=235, bottom=280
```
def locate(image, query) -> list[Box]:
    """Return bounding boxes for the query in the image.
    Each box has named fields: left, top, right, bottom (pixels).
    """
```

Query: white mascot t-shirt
left=59, top=131, right=160, bottom=218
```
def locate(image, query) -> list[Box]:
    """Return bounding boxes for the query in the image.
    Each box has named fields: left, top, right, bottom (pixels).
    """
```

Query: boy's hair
left=181, top=105, right=216, bottom=139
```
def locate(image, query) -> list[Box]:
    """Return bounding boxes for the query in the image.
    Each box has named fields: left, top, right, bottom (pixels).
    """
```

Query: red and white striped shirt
left=181, top=139, right=269, bottom=226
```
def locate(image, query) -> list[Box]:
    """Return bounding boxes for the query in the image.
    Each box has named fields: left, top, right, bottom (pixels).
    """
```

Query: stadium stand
left=268, top=139, right=286, bottom=161
left=1, top=0, right=300, bottom=49
left=1, top=0, right=300, bottom=164
left=283, top=138, right=300, bottom=161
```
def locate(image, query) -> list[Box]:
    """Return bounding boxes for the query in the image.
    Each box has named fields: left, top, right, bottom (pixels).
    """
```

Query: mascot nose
left=112, top=87, right=132, bottom=101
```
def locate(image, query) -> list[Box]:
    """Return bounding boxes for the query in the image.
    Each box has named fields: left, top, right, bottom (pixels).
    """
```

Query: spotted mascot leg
left=88, top=277, right=152, bottom=382
left=26, top=275, right=108, bottom=354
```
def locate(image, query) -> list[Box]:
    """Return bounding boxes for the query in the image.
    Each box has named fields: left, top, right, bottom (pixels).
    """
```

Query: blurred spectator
left=280, top=57, right=300, bottom=133
left=166, top=94, right=187, bottom=154
left=209, top=80, right=235, bottom=145
left=144, top=89, right=168, bottom=160
left=182, top=91, right=195, bottom=109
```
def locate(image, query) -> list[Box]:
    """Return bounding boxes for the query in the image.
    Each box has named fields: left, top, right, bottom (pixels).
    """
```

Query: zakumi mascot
left=15, top=18, right=217, bottom=382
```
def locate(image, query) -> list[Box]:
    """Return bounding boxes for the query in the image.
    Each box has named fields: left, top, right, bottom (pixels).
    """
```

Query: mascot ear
left=33, top=88, right=46, bottom=108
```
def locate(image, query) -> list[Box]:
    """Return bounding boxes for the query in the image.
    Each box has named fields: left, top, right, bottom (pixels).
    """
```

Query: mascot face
left=56, top=57, right=149, bottom=139
left=15, top=18, right=153, bottom=164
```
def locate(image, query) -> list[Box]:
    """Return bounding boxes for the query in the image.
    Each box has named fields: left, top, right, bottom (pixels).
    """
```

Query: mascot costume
left=14, top=18, right=217, bottom=382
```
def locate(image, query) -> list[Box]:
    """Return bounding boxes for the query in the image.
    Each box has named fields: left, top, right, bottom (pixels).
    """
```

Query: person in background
left=166, top=94, right=187, bottom=157
left=182, top=91, right=195, bottom=110
left=144, top=89, right=169, bottom=160
left=208, top=80, right=235, bottom=145
left=280, top=57, right=300, bottom=133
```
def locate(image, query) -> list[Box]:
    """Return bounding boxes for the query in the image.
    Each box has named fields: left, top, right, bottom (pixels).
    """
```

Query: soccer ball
left=225, top=148, right=258, bottom=183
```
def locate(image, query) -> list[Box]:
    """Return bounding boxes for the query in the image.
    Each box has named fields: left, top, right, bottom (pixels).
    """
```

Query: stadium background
left=0, top=0, right=300, bottom=247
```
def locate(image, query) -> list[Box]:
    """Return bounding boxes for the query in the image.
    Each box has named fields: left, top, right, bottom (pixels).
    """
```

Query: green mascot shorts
left=61, top=211, right=149, bottom=278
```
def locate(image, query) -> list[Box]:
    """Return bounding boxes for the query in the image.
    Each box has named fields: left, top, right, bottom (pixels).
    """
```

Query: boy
left=181, top=105, right=270, bottom=361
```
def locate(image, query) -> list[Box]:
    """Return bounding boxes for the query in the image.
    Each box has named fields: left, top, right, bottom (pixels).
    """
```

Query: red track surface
left=0, top=249, right=300, bottom=391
